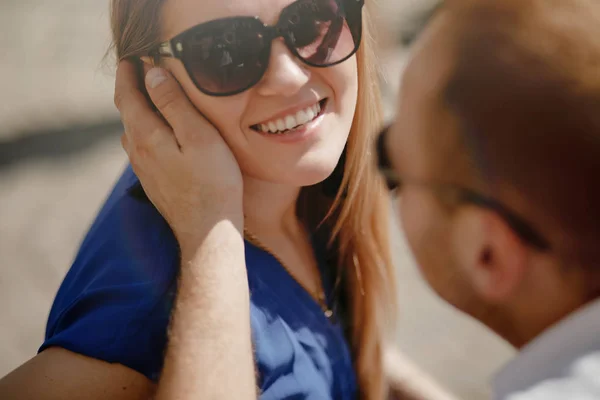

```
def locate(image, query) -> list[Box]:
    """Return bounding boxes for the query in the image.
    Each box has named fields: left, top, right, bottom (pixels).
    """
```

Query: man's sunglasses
left=151, top=0, right=364, bottom=97
left=376, top=126, right=552, bottom=251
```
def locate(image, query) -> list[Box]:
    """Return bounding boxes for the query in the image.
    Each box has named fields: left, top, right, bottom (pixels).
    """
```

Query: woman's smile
left=250, top=98, right=328, bottom=142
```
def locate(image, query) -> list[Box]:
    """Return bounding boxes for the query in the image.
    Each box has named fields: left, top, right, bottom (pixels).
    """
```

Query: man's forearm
left=156, top=218, right=256, bottom=400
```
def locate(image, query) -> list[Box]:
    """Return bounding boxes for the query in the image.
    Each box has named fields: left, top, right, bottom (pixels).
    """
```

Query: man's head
left=384, top=0, right=600, bottom=347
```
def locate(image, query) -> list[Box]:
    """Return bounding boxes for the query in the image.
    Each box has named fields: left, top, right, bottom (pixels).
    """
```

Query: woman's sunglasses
left=376, top=126, right=552, bottom=251
left=151, top=0, right=365, bottom=96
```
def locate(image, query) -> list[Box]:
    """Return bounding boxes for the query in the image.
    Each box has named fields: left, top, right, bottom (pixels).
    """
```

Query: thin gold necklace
left=243, top=227, right=334, bottom=320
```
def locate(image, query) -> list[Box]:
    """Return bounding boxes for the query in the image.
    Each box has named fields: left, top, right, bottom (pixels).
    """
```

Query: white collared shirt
left=493, top=298, right=600, bottom=400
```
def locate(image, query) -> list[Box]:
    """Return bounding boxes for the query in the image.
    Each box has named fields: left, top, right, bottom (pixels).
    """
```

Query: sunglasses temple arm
left=156, top=42, right=177, bottom=58
left=462, top=192, right=551, bottom=251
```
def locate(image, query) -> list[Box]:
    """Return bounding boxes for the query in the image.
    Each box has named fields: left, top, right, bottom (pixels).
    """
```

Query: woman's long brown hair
left=108, top=1, right=398, bottom=398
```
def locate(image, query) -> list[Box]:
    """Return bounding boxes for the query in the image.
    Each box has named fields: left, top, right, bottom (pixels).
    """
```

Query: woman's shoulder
left=40, top=165, right=180, bottom=381
left=63, top=164, right=180, bottom=293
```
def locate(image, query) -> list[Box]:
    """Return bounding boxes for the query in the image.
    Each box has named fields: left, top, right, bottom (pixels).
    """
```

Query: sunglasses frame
left=151, top=0, right=365, bottom=97
left=376, top=126, right=552, bottom=251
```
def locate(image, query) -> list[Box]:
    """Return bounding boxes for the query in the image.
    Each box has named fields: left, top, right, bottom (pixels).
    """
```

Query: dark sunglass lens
left=182, top=18, right=268, bottom=95
left=286, top=0, right=362, bottom=66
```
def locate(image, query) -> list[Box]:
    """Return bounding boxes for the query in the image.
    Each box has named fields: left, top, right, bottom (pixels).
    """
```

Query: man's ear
left=451, top=206, right=529, bottom=303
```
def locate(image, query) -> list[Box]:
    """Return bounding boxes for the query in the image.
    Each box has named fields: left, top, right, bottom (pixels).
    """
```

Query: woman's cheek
left=330, top=59, right=358, bottom=120
left=188, top=91, right=249, bottom=144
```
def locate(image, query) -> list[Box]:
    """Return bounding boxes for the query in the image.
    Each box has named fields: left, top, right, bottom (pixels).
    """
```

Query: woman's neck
left=242, top=176, right=302, bottom=239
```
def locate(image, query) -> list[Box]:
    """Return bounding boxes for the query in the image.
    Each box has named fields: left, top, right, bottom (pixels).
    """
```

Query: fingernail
left=146, top=68, right=167, bottom=89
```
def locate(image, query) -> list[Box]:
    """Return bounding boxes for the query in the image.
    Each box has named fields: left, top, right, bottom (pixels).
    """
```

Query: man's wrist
left=177, top=213, right=244, bottom=263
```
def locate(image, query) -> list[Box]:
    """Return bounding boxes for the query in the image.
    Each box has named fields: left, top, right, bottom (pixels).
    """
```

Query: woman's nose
left=255, top=40, right=311, bottom=97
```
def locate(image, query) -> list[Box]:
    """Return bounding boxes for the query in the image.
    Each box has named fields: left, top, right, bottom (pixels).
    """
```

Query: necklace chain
left=243, top=227, right=334, bottom=320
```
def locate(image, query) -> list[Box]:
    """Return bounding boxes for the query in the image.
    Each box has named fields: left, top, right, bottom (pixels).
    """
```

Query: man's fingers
left=114, top=59, right=143, bottom=112
left=114, top=60, right=180, bottom=158
left=144, top=67, right=215, bottom=147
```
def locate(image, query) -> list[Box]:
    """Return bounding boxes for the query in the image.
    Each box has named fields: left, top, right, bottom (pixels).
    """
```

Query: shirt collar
left=493, top=298, right=600, bottom=399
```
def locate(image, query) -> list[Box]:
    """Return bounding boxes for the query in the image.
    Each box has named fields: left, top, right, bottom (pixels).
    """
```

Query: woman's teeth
left=257, top=102, right=322, bottom=134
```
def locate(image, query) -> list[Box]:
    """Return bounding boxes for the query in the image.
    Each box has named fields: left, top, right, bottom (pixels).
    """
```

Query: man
left=379, top=0, right=600, bottom=398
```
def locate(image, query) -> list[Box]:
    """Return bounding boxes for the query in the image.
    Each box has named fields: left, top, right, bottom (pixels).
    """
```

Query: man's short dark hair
left=441, top=0, right=600, bottom=268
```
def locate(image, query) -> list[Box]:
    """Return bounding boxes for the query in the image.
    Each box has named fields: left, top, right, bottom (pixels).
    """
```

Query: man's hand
left=114, top=60, right=244, bottom=249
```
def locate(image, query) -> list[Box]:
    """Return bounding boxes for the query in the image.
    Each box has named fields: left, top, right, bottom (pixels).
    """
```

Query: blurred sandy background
left=0, top=1, right=514, bottom=399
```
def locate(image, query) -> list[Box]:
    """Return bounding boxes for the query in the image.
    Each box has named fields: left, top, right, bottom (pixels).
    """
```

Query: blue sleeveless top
left=39, top=165, right=357, bottom=399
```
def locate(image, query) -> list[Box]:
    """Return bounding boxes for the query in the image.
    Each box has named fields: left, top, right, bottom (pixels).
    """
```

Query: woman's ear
left=452, top=207, right=528, bottom=304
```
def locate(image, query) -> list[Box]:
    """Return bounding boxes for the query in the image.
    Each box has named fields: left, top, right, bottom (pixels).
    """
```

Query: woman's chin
left=271, top=169, right=338, bottom=188
left=240, top=153, right=343, bottom=188
left=288, top=162, right=341, bottom=186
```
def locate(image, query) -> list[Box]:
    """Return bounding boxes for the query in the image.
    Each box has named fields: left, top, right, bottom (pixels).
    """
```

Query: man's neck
left=501, top=291, right=593, bottom=349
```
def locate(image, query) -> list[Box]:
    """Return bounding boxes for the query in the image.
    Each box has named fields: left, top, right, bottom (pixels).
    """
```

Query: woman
left=0, top=0, right=399, bottom=398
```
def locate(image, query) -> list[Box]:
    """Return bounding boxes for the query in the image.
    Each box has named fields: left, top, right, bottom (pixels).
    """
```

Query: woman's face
left=160, top=0, right=359, bottom=187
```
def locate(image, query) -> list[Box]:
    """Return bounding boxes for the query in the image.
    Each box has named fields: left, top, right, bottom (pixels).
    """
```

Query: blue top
left=40, top=165, right=357, bottom=399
